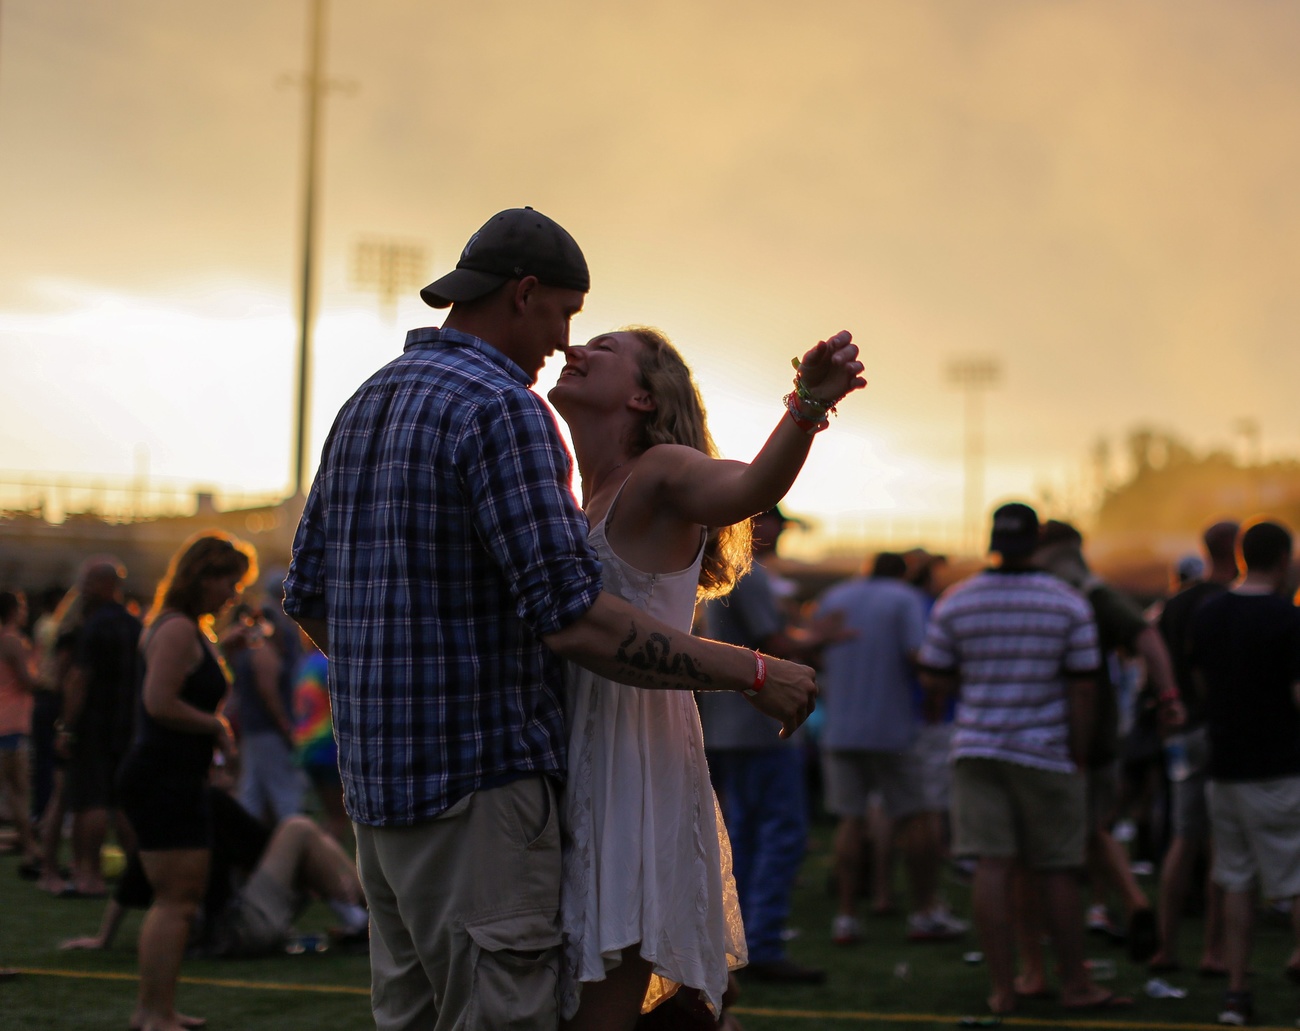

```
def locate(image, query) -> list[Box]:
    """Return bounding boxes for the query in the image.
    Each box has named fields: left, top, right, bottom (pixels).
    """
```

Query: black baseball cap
left=420, top=207, right=589, bottom=308
left=989, top=502, right=1040, bottom=557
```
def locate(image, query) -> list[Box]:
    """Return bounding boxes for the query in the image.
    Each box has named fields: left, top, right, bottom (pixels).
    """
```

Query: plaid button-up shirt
left=284, top=327, right=602, bottom=826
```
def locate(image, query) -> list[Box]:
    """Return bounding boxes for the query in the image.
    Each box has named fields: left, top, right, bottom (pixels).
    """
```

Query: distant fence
left=0, top=472, right=286, bottom=524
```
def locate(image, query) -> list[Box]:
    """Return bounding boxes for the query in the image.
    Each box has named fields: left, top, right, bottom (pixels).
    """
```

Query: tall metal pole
left=293, top=0, right=326, bottom=498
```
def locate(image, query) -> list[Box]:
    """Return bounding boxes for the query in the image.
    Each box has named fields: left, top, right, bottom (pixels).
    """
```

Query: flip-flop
left=1063, top=991, right=1134, bottom=1011
left=1014, top=987, right=1055, bottom=1001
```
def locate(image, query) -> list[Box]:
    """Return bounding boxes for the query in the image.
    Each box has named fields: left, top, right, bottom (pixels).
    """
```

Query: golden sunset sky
left=1, top=0, right=1297, bottom=556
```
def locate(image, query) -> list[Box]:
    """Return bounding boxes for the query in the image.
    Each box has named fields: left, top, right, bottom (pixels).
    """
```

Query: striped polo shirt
left=918, top=569, right=1100, bottom=774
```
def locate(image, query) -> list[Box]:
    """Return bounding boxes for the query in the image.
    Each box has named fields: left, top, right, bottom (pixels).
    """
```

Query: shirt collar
left=404, top=326, right=531, bottom=386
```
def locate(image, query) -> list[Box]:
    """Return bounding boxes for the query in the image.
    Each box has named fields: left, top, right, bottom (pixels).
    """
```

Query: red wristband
left=743, top=651, right=767, bottom=698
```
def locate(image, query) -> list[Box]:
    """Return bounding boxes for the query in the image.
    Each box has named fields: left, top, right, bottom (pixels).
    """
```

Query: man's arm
left=1065, top=675, right=1097, bottom=770
left=60, top=898, right=128, bottom=951
left=1133, top=624, right=1185, bottom=728
left=543, top=591, right=817, bottom=738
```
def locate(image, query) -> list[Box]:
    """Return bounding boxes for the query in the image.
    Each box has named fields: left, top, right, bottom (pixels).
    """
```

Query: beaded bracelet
left=789, top=355, right=843, bottom=418
left=784, top=393, right=830, bottom=435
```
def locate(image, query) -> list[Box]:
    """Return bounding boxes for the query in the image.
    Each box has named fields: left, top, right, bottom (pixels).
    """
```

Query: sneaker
left=907, top=908, right=969, bottom=941
left=831, top=914, right=862, bottom=945
left=1217, top=990, right=1254, bottom=1026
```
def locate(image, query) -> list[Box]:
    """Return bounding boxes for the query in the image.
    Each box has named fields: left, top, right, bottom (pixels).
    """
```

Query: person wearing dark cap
left=283, top=208, right=820, bottom=1031
left=919, top=502, right=1130, bottom=1015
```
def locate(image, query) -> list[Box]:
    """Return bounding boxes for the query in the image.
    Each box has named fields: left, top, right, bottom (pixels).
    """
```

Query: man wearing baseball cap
left=918, top=502, right=1129, bottom=1015
left=285, top=208, right=819, bottom=1030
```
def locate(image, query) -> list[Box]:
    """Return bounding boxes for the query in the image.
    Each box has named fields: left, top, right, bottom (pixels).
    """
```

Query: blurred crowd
left=2, top=503, right=1298, bottom=1029
left=694, top=503, right=1299, bottom=1027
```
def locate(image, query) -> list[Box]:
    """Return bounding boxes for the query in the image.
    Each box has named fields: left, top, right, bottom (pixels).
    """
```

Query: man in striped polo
left=919, top=502, right=1129, bottom=1016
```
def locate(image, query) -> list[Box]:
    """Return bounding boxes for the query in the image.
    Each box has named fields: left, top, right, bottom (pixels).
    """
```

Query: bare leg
left=972, top=857, right=1017, bottom=1014
left=1091, top=827, right=1148, bottom=916
left=1012, top=863, right=1047, bottom=996
left=258, top=815, right=364, bottom=906
left=1042, top=869, right=1112, bottom=1007
left=1221, top=888, right=1253, bottom=994
left=0, top=750, right=39, bottom=862
left=899, top=812, right=941, bottom=915
left=833, top=816, right=865, bottom=921
left=133, top=848, right=208, bottom=1031
left=562, top=944, right=653, bottom=1031
left=36, top=769, right=67, bottom=892
left=1199, top=843, right=1227, bottom=973
left=867, top=798, right=895, bottom=914
left=1151, top=834, right=1193, bottom=967
left=71, top=806, right=109, bottom=894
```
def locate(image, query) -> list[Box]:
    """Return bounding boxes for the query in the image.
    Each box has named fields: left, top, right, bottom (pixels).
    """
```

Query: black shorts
left=117, top=760, right=212, bottom=852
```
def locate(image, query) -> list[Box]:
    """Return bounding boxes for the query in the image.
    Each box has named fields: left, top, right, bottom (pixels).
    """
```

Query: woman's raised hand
left=796, top=330, right=865, bottom=405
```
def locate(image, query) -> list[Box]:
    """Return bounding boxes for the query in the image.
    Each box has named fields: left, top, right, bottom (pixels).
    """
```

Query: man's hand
left=744, top=654, right=818, bottom=738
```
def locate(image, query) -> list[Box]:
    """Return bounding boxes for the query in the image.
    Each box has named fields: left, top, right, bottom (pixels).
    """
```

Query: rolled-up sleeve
left=284, top=474, right=329, bottom=622
left=458, top=389, right=602, bottom=637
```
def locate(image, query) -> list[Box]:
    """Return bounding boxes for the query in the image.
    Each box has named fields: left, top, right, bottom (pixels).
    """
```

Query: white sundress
left=559, top=493, right=746, bottom=1019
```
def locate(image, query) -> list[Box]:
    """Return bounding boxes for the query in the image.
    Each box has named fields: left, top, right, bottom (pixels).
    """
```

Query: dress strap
left=604, top=472, right=707, bottom=563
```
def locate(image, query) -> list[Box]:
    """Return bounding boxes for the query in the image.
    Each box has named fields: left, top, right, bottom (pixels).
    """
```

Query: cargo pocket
left=465, top=909, right=562, bottom=1030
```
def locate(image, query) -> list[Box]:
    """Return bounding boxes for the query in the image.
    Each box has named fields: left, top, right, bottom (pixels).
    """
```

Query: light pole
left=946, top=357, right=1002, bottom=554
left=287, top=0, right=354, bottom=498
left=350, top=238, right=428, bottom=321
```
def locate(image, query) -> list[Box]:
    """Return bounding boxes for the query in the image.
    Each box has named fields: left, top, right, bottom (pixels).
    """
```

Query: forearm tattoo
left=615, top=624, right=714, bottom=689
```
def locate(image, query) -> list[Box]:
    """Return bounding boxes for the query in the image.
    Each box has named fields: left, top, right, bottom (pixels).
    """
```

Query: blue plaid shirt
left=284, top=327, right=603, bottom=826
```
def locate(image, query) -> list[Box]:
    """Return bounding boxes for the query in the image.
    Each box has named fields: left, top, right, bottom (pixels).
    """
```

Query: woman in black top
left=117, top=532, right=256, bottom=1031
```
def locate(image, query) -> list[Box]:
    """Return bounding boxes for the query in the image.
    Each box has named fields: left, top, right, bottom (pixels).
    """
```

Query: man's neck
left=1235, top=570, right=1283, bottom=596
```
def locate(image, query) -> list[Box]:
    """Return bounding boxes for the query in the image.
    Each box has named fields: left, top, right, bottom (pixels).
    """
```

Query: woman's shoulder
left=142, top=612, right=200, bottom=652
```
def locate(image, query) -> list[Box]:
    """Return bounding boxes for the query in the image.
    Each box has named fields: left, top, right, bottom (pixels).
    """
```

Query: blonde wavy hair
left=621, top=326, right=752, bottom=599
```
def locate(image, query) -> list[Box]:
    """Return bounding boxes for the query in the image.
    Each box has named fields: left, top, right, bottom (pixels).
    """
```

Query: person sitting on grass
left=61, top=785, right=368, bottom=967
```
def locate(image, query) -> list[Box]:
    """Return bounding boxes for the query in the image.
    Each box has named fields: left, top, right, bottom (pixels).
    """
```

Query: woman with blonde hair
left=548, top=326, right=863, bottom=1030
left=116, top=531, right=257, bottom=1031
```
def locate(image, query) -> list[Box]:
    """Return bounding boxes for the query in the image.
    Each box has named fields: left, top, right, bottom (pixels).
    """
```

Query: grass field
left=4, top=822, right=1300, bottom=1030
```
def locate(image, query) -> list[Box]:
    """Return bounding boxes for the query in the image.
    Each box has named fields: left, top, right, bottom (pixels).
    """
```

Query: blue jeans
left=709, top=747, right=809, bottom=964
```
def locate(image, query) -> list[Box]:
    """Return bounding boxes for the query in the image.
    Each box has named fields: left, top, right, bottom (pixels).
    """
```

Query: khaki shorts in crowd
left=1209, top=776, right=1300, bottom=899
left=356, top=775, right=562, bottom=1031
left=911, top=723, right=954, bottom=814
left=951, top=757, right=1087, bottom=870
left=210, top=869, right=301, bottom=957
left=823, top=748, right=925, bottom=821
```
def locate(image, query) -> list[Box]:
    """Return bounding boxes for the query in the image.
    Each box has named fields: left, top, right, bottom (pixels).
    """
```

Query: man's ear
left=510, top=275, right=540, bottom=313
